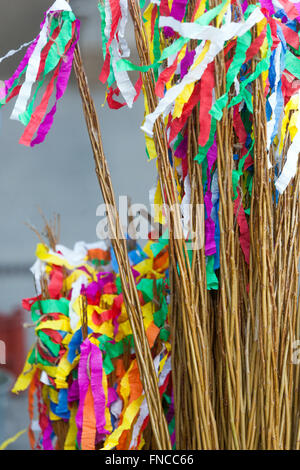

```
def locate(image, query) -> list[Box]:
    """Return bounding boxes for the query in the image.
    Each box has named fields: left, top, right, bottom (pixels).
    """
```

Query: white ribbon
left=142, top=8, right=264, bottom=137
left=69, top=275, right=88, bottom=331
left=30, top=258, right=46, bottom=294
left=181, top=174, right=191, bottom=237
left=0, top=39, right=35, bottom=65
left=54, top=240, right=108, bottom=267
left=275, top=90, right=300, bottom=194
left=119, top=0, right=131, bottom=58
left=111, top=39, right=137, bottom=108
left=159, top=7, right=264, bottom=44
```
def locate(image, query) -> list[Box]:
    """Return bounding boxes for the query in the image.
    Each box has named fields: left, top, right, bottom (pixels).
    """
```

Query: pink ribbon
left=76, top=338, right=108, bottom=446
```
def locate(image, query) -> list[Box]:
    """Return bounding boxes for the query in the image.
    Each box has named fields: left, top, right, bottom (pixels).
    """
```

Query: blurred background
left=0, top=0, right=156, bottom=449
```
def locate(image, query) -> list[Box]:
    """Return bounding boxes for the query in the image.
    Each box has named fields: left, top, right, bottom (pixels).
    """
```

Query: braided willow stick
left=72, top=40, right=171, bottom=449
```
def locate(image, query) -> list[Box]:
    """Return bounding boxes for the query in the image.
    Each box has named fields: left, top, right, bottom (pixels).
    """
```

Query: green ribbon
left=206, top=255, right=219, bottom=290
left=98, top=2, right=108, bottom=60
left=232, top=140, right=254, bottom=200
left=38, top=330, right=60, bottom=357
left=18, top=15, right=75, bottom=126
left=150, top=232, right=169, bottom=257
left=228, top=24, right=273, bottom=113
left=98, top=334, right=134, bottom=375
left=28, top=345, right=53, bottom=366
left=195, top=117, right=217, bottom=166
left=31, top=298, right=70, bottom=322
left=210, top=31, right=252, bottom=120
left=154, top=296, right=168, bottom=328
left=285, top=49, right=300, bottom=80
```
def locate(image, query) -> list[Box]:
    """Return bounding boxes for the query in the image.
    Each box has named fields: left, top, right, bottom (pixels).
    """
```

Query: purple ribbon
left=180, top=49, right=196, bottom=79
left=164, top=0, right=189, bottom=37
left=68, top=378, right=79, bottom=402
left=82, top=271, right=114, bottom=301
left=90, top=341, right=108, bottom=438
left=259, top=0, right=275, bottom=15
left=204, top=138, right=217, bottom=256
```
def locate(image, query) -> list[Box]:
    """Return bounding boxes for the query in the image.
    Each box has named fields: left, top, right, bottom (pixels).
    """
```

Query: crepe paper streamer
left=0, top=429, right=27, bottom=450
left=10, top=0, right=72, bottom=121
left=285, top=49, right=300, bottom=80
left=76, top=338, right=110, bottom=448
left=99, top=0, right=122, bottom=83
left=206, top=255, right=219, bottom=290
left=81, top=385, right=97, bottom=450
left=42, top=420, right=54, bottom=450
left=129, top=353, right=164, bottom=449
left=9, top=20, right=51, bottom=120
left=0, top=39, right=35, bottom=65
left=142, top=8, right=265, bottom=137
left=198, top=62, right=214, bottom=147
left=54, top=351, right=74, bottom=389
left=115, top=0, right=229, bottom=73
left=210, top=29, right=253, bottom=121
left=131, top=353, right=172, bottom=449
left=118, top=0, right=131, bottom=58
left=18, top=19, right=73, bottom=126
left=204, top=138, right=217, bottom=257
left=31, top=298, right=70, bottom=321
left=48, top=266, right=64, bottom=299
left=159, top=5, right=263, bottom=43
left=27, top=370, right=40, bottom=449
left=0, top=1, right=78, bottom=147
left=36, top=244, right=84, bottom=271
left=229, top=24, right=274, bottom=112
left=64, top=405, right=78, bottom=450
left=99, top=0, right=141, bottom=107
left=275, top=90, right=300, bottom=193
left=110, top=39, right=137, bottom=108
left=90, top=342, right=110, bottom=437
left=12, top=347, right=37, bottom=394
left=267, top=41, right=285, bottom=153
left=102, top=395, right=144, bottom=449
left=76, top=342, right=91, bottom=445
left=234, top=191, right=250, bottom=265
left=29, top=20, right=80, bottom=147
left=106, top=74, right=143, bottom=109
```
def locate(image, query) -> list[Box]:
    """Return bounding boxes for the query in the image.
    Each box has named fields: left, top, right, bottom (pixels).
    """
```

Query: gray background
left=0, top=0, right=156, bottom=449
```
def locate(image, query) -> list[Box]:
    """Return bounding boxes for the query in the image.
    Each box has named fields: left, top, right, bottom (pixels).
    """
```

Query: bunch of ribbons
left=100, top=0, right=300, bottom=282
left=0, top=0, right=79, bottom=147
left=13, top=235, right=174, bottom=450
